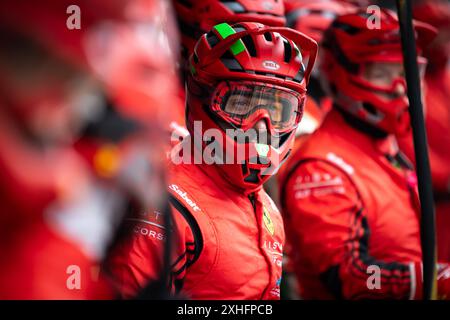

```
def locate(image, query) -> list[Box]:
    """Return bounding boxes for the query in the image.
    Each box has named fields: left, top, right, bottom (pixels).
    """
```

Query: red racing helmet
left=172, top=0, right=286, bottom=58
left=185, top=22, right=317, bottom=191
left=320, top=9, right=436, bottom=136
left=285, top=0, right=356, bottom=44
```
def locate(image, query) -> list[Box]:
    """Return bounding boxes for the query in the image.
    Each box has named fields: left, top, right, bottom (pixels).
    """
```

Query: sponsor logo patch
left=293, top=173, right=345, bottom=198
left=169, top=184, right=201, bottom=212
left=263, top=206, right=275, bottom=236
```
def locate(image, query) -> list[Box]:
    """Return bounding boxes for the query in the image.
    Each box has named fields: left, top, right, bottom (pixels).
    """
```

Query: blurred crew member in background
left=284, top=0, right=356, bottom=135
left=278, top=9, right=450, bottom=300
left=0, top=0, right=179, bottom=299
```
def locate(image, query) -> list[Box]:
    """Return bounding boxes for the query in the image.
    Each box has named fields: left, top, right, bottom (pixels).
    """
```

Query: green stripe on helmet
left=213, top=22, right=246, bottom=56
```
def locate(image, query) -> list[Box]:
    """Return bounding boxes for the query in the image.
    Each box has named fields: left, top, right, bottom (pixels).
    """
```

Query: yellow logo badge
left=263, top=207, right=275, bottom=236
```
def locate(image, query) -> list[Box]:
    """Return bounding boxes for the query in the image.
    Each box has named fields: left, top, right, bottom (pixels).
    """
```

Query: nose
left=253, top=119, right=268, bottom=132
left=252, top=119, right=271, bottom=145
left=393, top=81, right=406, bottom=97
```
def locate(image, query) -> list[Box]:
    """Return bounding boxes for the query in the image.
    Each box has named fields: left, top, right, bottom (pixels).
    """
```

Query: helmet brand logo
left=262, top=60, right=280, bottom=71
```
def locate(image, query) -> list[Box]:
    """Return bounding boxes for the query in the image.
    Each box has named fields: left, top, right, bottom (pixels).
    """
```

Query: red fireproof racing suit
left=279, top=109, right=427, bottom=300
left=105, top=158, right=284, bottom=299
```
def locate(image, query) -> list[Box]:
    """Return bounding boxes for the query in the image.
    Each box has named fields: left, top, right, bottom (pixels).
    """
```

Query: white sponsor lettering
left=169, top=184, right=201, bottom=212
left=326, top=152, right=354, bottom=175
left=133, top=225, right=165, bottom=241
left=263, top=240, right=283, bottom=268
left=263, top=240, right=283, bottom=252
left=294, top=174, right=346, bottom=198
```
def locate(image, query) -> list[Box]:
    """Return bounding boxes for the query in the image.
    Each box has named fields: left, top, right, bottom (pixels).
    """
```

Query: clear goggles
left=210, top=81, right=304, bottom=134
left=356, top=59, right=427, bottom=96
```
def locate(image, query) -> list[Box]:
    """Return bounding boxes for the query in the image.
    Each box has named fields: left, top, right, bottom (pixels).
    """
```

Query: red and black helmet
left=172, top=0, right=286, bottom=58
left=321, top=8, right=436, bottom=136
left=285, top=0, right=356, bottom=44
left=186, top=22, right=317, bottom=192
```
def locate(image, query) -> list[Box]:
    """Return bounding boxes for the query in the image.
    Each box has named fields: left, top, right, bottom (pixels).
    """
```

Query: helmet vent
left=220, top=50, right=244, bottom=71
left=233, top=25, right=247, bottom=33
left=283, top=39, right=292, bottom=63
left=206, top=31, right=220, bottom=48
left=293, top=65, right=305, bottom=83
left=241, top=35, right=257, bottom=57
left=264, top=32, right=273, bottom=42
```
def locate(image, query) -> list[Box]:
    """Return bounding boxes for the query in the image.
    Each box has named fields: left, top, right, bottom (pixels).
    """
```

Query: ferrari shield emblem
left=263, top=206, right=274, bottom=236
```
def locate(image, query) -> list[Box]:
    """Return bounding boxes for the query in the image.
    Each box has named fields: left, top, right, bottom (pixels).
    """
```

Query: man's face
left=225, top=93, right=286, bottom=123
left=362, top=61, right=407, bottom=100
left=212, top=82, right=300, bottom=148
left=218, top=91, right=296, bottom=147
left=1, top=44, right=103, bottom=145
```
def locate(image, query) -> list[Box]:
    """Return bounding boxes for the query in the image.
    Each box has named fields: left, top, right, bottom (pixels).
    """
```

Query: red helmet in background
left=172, top=0, right=286, bottom=58
left=413, top=0, right=450, bottom=71
left=185, top=22, right=317, bottom=191
left=320, top=9, right=436, bottom=136
left=285, top=0, right=356, bottom=44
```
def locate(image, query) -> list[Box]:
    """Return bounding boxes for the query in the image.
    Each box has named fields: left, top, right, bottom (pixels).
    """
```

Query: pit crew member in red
left=279, top=9, right=450, bottom=299
left=105, top=22, right=318, bottom=299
